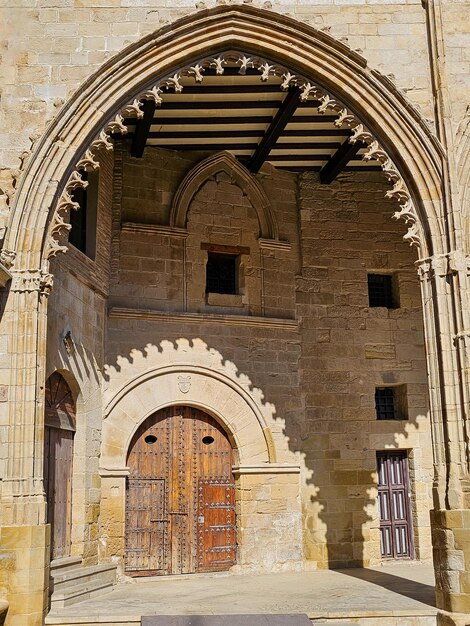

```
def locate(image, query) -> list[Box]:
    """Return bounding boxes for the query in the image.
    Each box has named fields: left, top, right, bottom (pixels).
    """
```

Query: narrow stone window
left=69, top=170, right=98, bottom=260
left=205, top=252, right=239, bottom=295
left=367, top=273, right=398, bottom=308
left=375, top=386, right=408, bottom=420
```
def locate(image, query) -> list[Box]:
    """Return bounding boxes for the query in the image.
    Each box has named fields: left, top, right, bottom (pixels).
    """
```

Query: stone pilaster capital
left=416, top=257, right=434, bottom=282
left=0, top=248, right=16, bottom=270
left=448, top=249, right=467, bottom=274
left=10, top=268, right=54, bottom=296
left=454, top=330, right=470, bottom=348
left=417, top=250, right=467, bottom=281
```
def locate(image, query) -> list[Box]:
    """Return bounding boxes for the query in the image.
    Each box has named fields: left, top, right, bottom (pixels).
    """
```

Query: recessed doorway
left=377, top=450, right=414, bottom=559
left=43, top=372, right=76, bottom=559
left=125, top=405, right=237, bottom=576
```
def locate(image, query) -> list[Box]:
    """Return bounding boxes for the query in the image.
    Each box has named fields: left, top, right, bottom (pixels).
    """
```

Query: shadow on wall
left=98, top=334, right=429, bottom=572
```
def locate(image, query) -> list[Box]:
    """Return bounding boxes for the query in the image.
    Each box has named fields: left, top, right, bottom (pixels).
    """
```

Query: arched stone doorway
left=100, top=362, right=302, bottom=575
left=43, top=372, right=76, bottom=560
left=125, top=405, right=236, bottom=577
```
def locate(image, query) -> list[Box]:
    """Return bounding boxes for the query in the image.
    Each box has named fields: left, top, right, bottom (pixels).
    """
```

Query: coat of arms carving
left=177, top=375, right=191, bottom=393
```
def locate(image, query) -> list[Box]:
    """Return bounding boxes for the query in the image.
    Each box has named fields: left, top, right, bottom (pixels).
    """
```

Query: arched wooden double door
left=125, top=406, right=237, bottom=576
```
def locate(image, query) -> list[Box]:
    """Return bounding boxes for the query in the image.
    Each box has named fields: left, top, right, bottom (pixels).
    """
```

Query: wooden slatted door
left=125, top=406, right=236, bottom=576
left=377, top=451, right=414, bottom=559
left=43, top=373, right=76, bottom=560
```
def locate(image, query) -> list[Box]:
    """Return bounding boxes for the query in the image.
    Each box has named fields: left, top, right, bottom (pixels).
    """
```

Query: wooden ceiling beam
left=173, top=85, right=287, bottom=94
left=319, top=139, right=363, bottom=184
left=125, top=114, right=338, bottom=126
left=142, top=129, right=348, bottom=139
left=130, top=100, right=156, bottom=158
left=247, top=87, right=303, bottom=173
left=148, top=142, right=342, bottom=151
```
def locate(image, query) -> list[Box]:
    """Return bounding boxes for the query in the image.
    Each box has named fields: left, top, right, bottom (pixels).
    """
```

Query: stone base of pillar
left=437, top=609, right=470, bottom=626
left=431, top=509, right=470, bottom=614
left=0, top=524, right=50, bottom=626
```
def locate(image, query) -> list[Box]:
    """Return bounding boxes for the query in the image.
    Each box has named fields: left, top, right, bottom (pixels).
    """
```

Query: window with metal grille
left=205, top=253, right=238, bottom=295
left=375, top=386, right=408, bottom=420
left=367, top=274, right=397, bottom=308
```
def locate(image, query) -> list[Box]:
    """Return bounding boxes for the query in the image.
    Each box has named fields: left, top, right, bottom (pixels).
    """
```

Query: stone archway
left=4, top=5, right=444, bottom=271
left=99, top=364, right=302, bottom=574
left=2, top=6, right=470, bottom=623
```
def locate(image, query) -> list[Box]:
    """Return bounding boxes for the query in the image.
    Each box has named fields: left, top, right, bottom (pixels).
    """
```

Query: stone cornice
left=232, top=464, right=301, bottom=475
left=99, top=467, right=130, bottom=477
left=121, top=222, right=188, bottom=239
left=259, top=238, right=292, bottom=252
left=108, top=307, right=298, bottom=331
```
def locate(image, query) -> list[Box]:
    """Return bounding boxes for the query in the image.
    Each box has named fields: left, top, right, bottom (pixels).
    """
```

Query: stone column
left=418, top=254, right=470, bottom=623
left=0, top=267, right=52, bottom=626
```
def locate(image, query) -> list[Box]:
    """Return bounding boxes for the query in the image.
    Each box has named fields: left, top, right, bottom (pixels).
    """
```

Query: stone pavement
left=46, top=564, right=437, bottom=626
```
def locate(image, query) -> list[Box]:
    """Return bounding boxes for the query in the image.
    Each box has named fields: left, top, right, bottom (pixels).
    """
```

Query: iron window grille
left=375, top=386, right=408, bottom=420
left=205, top=252, right=239, bottom=295
left=367, top=274, right=397, bottom=308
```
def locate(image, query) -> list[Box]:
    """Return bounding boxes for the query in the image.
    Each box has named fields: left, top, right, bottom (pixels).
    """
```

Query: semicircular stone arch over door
left=125, top=406, right=237, bottom=576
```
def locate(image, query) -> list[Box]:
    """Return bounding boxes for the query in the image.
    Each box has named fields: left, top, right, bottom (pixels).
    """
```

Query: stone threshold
left=108, top=307, right=298, bottom=331
left=45, top=609, right=438, bottom=626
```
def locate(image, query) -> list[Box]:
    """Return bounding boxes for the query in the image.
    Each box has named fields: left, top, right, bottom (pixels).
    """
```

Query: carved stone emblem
left=0, top=386, right=8, bottom=402
left=177, top=375, right=191, bottom=394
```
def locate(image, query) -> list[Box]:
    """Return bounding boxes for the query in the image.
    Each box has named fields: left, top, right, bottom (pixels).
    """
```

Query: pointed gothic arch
left=170, top=151, right=278, bottom=240
left=3, top=4, right=445, bottom=273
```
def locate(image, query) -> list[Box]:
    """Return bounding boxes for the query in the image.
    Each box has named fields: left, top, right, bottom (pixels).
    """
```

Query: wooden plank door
left=44, top=372, right=76, bottom=560
left=193, top=410, right=236, bottom=572
left=126, top=410, right=171, bottom=576
left=377, top=451, right=414, bottom=559
left=125, top=406, right=236, bottom=576
left=44, top=426, right=74, bottom=559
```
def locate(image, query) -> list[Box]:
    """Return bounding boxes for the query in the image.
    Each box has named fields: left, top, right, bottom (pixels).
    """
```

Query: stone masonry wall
left=45, top=146, right=114, bottom=565
left=297, top=171, right=432, bottom=567
left=104, top=146, right=433, bottom=569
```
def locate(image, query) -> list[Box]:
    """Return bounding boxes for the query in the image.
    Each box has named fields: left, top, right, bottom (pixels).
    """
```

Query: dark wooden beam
left=130, top=100, right=156, bottom=158
left=247, top=87, right=302, bottom=173
left=267, top=154, right=333, bottom=162
left=161, top=100, right=285, bottom=110
left=125, top=114, right=339, bottom=127
left=179, top=84, right=288, bottom=94
left=147, top=142, right=341, bottom=151
left=142, top=129, right=348, bottom=139
left=319, top=139, right=363, bottom=184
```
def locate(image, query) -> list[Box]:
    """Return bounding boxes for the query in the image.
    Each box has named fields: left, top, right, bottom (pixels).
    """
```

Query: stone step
left=50, top=563, right=117, bottom=609
left=45, top=615, right=436, bottom=626
left=44, top=618, right=433, bottom=626
left=141, top=616, right=312, bottom=625
left=52, top=563, right=116, bottom=591
left=46, top=616, right=140, bottom=625
left=50, top=557, right=83, bottom=576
